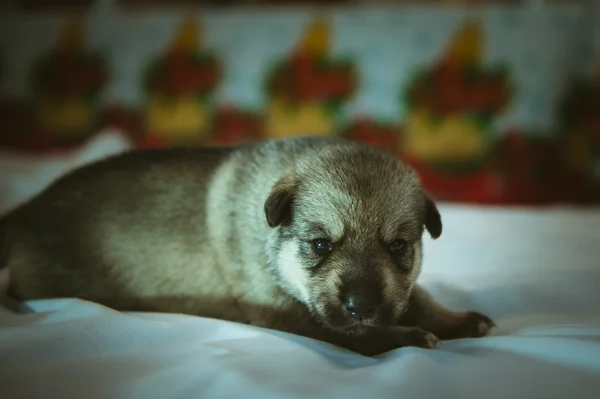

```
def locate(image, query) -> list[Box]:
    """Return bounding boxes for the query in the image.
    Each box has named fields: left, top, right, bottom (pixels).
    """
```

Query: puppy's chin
left=312, top=305, right=400, bottom=336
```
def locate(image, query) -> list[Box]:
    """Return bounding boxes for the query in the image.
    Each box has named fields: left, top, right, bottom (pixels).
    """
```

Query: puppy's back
left=2, top=146, right=237, bottom=308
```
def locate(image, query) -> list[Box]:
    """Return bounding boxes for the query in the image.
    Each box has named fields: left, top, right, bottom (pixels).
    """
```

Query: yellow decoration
left=443, top=19, right=482, bottom=65
left=170, top=18, right=201, bottom=53
left=57, top=19, right=85, bottom=52
left=36, top=96, right=94, bottom=137
left=401, top=110, right=489, bottom=163
left=297, top=17, right=330, bottom=58
left=146, top=94, right=210, bottom=142
left=264, top=98, right=334, bottom=138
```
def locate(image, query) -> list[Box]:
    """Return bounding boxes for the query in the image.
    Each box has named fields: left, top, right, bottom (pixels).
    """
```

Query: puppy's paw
left=349, top=326, right=439, bottom=356
left=397, top=327, right=439, bottom=349
left=456, top=311, right=496, bottom=338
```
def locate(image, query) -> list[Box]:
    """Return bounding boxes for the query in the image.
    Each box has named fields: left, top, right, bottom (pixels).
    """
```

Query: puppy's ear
left=424, top=192, right=442, bottom=239
left=264, top=176, right=297, bottom=228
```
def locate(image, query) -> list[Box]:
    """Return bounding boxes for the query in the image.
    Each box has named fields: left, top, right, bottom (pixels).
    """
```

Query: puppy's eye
left=389, top=240, right=407, bottom=254
left=312, top=238, right=333, bottom=256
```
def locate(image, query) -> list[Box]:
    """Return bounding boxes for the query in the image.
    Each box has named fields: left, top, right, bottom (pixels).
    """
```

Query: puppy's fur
left=0, top=137, right=494, bottom=356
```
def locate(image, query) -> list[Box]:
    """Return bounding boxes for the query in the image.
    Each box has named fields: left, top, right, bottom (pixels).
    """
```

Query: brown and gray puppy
left=0, top=136, right=494, bottom=356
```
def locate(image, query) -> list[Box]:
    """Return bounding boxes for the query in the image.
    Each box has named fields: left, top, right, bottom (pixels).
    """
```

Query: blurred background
left=0, top=0, right=598, bottom=205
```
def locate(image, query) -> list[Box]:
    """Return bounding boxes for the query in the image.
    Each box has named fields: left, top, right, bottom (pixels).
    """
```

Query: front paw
left=395, top=326, right=439, bottom=349
left=341, top=327, right=439, bottom=357
left=453, top=311, right=496, bottom=339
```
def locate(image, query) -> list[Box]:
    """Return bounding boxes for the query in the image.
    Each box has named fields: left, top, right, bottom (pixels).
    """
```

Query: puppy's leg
left=399, top=285, right=495, bottom=340
left=260, top=307, right=439, bottom=357
left=313, top=324, right=440, bottom=357
left=0, top=268, right=33, bottom=314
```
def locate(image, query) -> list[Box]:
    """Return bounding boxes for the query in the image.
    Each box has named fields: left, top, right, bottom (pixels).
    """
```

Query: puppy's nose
left=345, top=295, right=377, bottom=319
left=344, top=283, right=381, bottom=320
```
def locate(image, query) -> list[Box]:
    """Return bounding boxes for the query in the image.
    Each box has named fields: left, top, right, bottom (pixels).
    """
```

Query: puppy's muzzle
left=342, top=280, right=382, bottom=322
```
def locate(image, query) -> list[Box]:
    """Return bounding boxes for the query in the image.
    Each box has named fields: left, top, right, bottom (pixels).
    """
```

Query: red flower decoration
left=265, top=52, right=357, bottom=110
left=144, top=51, right=222, bottom=98
left=343, top=117, right=400, bottom=149
left=404, top=59, right=512, bottom=121
left=32, top=52, right=108, bottom=99
left=211, top=107, right=263, bottom=145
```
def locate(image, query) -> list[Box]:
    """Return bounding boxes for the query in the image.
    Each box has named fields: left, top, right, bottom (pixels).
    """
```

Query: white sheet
left=1, top=133, right=600, bottom=399
left=0, top=128, right=131, bottom=213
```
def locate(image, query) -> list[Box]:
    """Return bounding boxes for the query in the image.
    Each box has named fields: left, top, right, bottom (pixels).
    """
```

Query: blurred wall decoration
left=142, top=18, right=222, bottom=144
left=0, top=0, right=598, bottom=205
left=399, top=18, right=514, bottom=202
left=263, top=17, right=358, bottom=139
left=31, top=19, right=109, bottom=146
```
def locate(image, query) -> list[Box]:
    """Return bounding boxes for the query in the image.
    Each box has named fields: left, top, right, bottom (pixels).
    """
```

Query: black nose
left=344, top=282, right=381, bottom=320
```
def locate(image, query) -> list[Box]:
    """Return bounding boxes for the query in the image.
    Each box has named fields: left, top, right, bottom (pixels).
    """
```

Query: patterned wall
left=0, top=1, right=599, bottom=204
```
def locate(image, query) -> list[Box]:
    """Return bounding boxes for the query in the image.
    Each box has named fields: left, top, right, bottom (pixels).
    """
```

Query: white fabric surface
left=0, top=128, right=131, bottom=213
left=1, top=133, right=600, bottom=399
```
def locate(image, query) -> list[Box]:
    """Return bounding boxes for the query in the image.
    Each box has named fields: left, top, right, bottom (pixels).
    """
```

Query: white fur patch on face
left=276, top=240, right=310, bottom=304
left=411, top=243, right=423, bottom=281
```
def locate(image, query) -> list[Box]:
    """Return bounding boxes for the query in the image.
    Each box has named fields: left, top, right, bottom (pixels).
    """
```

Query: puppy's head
left=264, top=143, right=442, bottom=335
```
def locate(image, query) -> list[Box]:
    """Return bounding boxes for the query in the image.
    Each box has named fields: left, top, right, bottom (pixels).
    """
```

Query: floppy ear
left=264, top=176, right=297, bottom=228
left=424, top=193, right=442, bottom=239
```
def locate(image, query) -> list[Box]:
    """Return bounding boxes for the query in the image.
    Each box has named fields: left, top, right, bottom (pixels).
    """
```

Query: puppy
left=0, top=136, right=494, bottom=356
